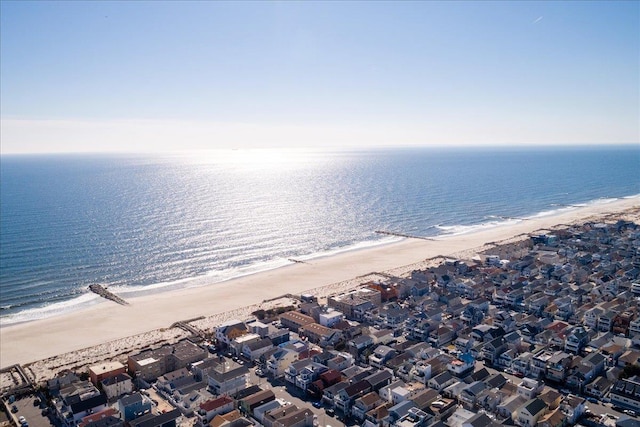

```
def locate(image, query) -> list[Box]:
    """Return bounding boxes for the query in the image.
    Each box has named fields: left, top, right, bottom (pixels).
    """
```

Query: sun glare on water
left=177, top=148, right=327, bottom=172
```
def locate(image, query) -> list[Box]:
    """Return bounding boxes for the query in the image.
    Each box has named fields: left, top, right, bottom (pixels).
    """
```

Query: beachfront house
left=279, top=311, right=315, bottom=332
left=88, top=361, right=126, bottom=387
left=100, top=373, right=133, bottom=399
left=127, top=341, right=207, bottom=382
left=328, top=288, right=382, bottom=320
left=215, top=320, right=249, bottom=347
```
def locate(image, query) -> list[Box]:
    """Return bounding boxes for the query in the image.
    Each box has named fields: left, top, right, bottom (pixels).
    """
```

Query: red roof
left=79, top=408, right=118, bottom=427
left=200, top=396, right=233, bottom=412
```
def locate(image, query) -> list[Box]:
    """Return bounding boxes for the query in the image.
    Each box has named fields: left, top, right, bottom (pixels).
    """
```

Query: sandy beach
left=1, top=197, right=638, bottom=374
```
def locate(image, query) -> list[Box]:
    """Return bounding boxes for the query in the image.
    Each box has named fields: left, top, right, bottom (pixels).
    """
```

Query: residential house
left=100, top=374, right=133, bottom=400
left=215, top=320, right=249, bottom=347
left=351, top=392, right=383, bottom=421
left=279, top=312, right=315, bottom=333
left=322, top=381, right=349, bottom=406
left=265, top=406, right=314, bottom=427
left=308, top=369, right=342, bottom=398
left=535, top=408, right=565, bottom=427
left=409, top=389, right=440, bottom=412
left=609, top=375, right=640, bottom=411
left=584, top=307, right=604, bottom=329
left=128, top=341, right=206, bottom=382
left=88, top=362, right=126, bottom=387
left=319, top=309, right=345, bottom=328
left=481, top=337, right=507, bottom=366
left=497, top=349, right=517, bottom=370
left=364, top=370, right=393, bottom=393
left=429, top=326, right=456, bottom=347
left=559, top=395, right=586, bottom=424
left=78, top=408, right=123, bottom=427
left=328, top=288, right=381, bottom=320
left=584, top=376, right=613, bottom=399
left=516, top=398, right=548, bottom=427
left=55, top=380, right=108, bottom=427
left=238, top=390, right=276, bottom=415
left=294, top=363, right=327, bottom=392
left=267, top=343, right=306, bottom=378
left=334, top=380, right=372, bottom=413
left=369, top=346, right=396, bottom=369
left=299, top=323, right=344, bottom=347
left=242, top=337, right=273, bottom=361
left=447, top=353, right=475, bottom=377
left=371, top=329, right=395, bottom=345
left=117, top=393, right=152, bottom=422
left=198, top=396, right=234, bottom=423
left=327, top=353, right=354, bottom=372
left=564, top=326, right=589, bottom=354
left=598, top=310, right=616, bottom=332
left=428, top=371, right=455, bottom=393
left=384, top=401, right=417, bottom=426
left=284, top=360, right=312, bottom=386
left=203, top=358, right=250, bottom=396
left=129, top=409, right=181, bottom=427
left=459, top=381, right=487, bottom=409
left=253, top=401, right=284, bottom=424
left=517, top=379, right=544, bottom=400
left=512, top=352, right=533, bottom=377
left=497, top=395, right=527, bottom=419
left=545, top=352, right=573, bottom=383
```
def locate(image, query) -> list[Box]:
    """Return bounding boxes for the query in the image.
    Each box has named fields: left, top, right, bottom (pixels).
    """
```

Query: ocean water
left=1, top=146, right=639, bottom=325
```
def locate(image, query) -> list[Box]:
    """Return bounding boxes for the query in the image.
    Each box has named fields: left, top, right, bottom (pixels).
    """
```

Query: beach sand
left=1, top=197, right=638, bottom=375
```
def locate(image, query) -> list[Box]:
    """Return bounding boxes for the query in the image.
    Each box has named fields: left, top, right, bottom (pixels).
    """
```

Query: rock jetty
left=88, top=284, right=129, bottom=306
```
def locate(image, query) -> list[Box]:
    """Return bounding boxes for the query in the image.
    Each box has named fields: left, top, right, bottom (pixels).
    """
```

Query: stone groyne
left=88, top=284, right=129, bottom=306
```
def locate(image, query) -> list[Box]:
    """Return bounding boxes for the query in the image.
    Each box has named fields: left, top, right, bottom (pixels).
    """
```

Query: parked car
left=11, top=405, right=18, bottom=413
left=312, top=401, right=322, bottom=408
left=326, top=408, right=335, bottom=417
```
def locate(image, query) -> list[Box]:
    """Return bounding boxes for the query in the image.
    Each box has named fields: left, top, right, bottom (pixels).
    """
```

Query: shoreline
left=2, top=195, right=637, bottom=327
left=1, top=196, right=638, bottom=370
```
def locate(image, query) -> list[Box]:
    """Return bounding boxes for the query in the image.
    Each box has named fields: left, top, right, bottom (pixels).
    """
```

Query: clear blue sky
left=1, top=1, right=638, bottom=153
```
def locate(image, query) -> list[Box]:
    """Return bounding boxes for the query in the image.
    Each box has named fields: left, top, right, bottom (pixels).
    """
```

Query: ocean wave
left=435, top=217, right=522, bottom=237
left=296, top=235, right=403, bottom=261
left=106, top=236, right=403, bottom=298
left=0, top=292, right=103, bottom=326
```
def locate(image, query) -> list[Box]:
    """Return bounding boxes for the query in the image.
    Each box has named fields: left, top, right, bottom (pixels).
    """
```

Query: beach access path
left=1, top=197, right=638, bottom=370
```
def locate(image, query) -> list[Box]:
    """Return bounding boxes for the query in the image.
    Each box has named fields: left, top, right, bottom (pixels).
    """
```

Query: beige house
left=516, top=398, right=547, bottom=427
